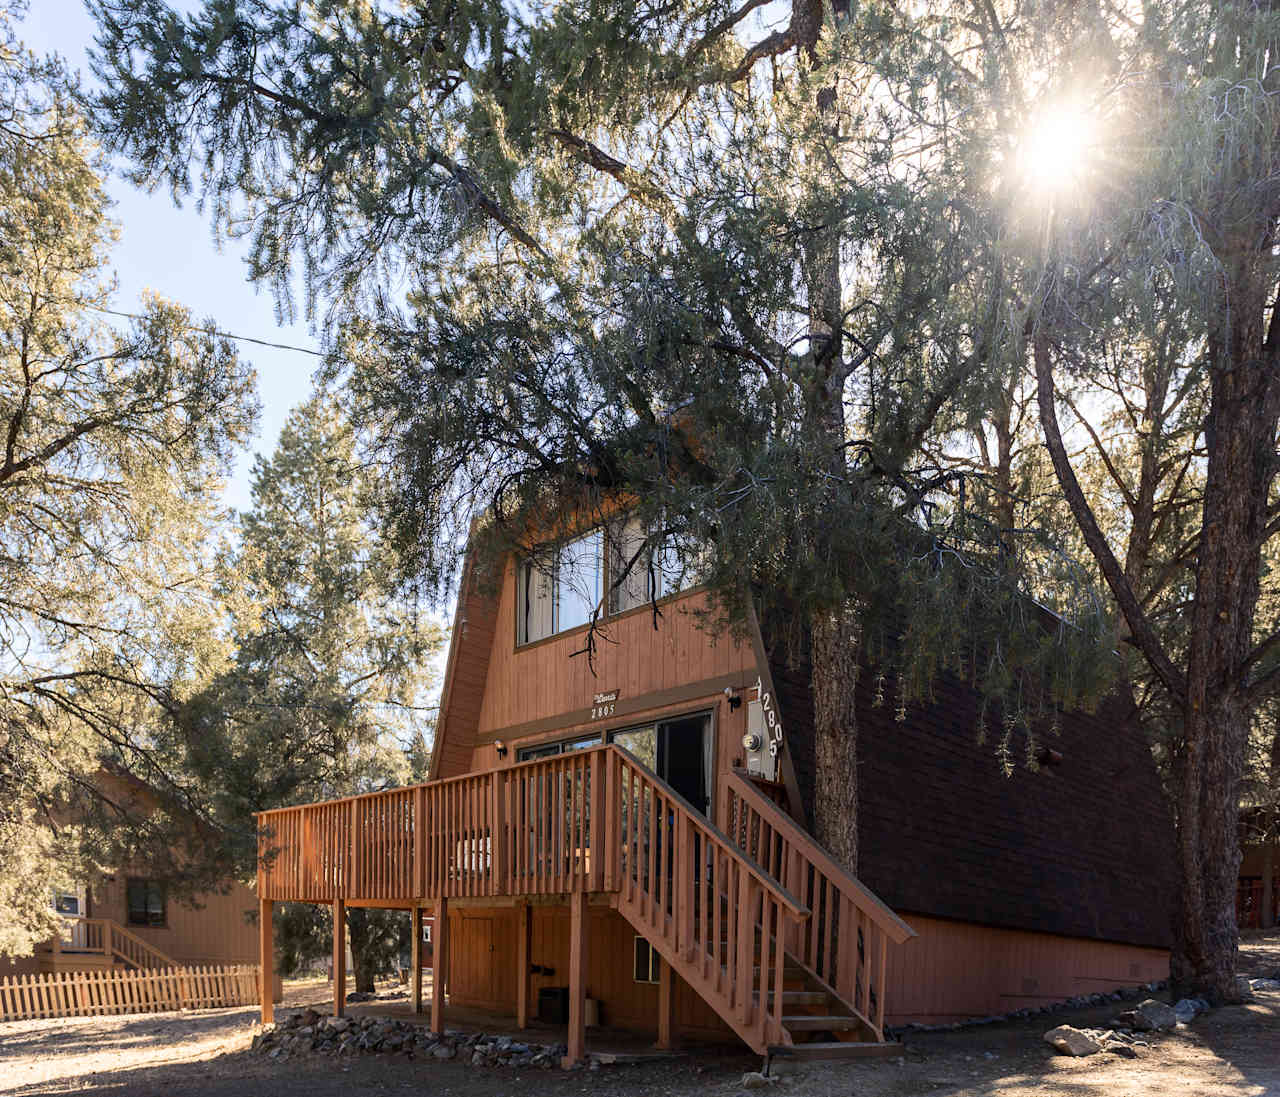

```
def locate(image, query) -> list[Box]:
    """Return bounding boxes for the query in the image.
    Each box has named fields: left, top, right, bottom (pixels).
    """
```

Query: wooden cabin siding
left=474, top=562, right=754, bottom=741
left=89, top=874, right=259, bottom=967
left=444, top=904, right=734, bottom=1042
left=884, top=914, right=1169, bottom=1024
left=442, top=904, right=1166, bottom=1033
left=432, top=554, right=501, bottom=780
left=766, top=625, right=1175, bottom=950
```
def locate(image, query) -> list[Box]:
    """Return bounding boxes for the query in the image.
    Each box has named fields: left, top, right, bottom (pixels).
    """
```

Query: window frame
left=515, top=528, right=604, bottom=647
left=515, top=517, right=706, bottom=649
left=125, top=878, right=167, bottom=928
left=633, top=935, right=661, bottom=984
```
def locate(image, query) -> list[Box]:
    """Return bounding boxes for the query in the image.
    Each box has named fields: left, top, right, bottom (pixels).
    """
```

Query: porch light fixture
left=723, top=686, right=742, bottom=711
left=494, top=739, right=508, bottom=758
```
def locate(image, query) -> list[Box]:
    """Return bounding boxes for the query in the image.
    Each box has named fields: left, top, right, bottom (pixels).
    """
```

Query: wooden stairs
left=255, top=741, right=916, bottom=1061
left=610, top=750, right=916, bottom=1059
left=42, top=917, right=177, bottom=973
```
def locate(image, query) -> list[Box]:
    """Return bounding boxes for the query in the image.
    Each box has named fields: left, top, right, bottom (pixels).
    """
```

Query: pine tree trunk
left=811, top=605, right=861, bottom=871
left=346, top=907, right=378, bottom=994
left=791, top=0, right=862, bottom=872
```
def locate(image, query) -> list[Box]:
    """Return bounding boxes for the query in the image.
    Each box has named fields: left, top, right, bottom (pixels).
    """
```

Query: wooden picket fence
left=0, top=963, right=260, bottom=1022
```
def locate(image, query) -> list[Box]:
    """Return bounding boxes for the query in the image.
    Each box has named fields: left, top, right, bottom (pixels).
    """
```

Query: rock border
left=252, top=1010, right=582, bottom=1069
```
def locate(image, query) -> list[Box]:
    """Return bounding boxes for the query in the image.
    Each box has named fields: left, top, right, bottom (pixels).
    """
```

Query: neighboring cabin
left=257, top=516, right=1175, bottom=1061
left=1, top=770, right=258, bottom=977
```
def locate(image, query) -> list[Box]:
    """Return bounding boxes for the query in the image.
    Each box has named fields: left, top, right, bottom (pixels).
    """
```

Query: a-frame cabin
left=256, top=520, right=1174, bottom=1066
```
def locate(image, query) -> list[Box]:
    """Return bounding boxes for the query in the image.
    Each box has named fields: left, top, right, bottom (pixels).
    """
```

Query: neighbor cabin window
left=126, top=879, right=166, bottom=927
left=516, top=530, right=603, bottom=644
left=633, top=936, right=661, bottom=983
left=607, top=516, right=706, bottom=616
left=51, top=889, right=81, bottom=916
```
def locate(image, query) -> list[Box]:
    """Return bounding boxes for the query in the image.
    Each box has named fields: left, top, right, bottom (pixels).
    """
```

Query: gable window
left=516, top=530, right=603, bottom=644
left=608, top=516, right=705, bottom=616
left=126, top=879, right=166, bottom=927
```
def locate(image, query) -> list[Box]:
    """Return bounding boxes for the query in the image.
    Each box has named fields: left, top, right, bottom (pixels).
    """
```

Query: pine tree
left=88, top=0, right=1110, bottom=966
left=0, top=0, right=257, bottom=952
left=186, top=392, right=445, bottom=991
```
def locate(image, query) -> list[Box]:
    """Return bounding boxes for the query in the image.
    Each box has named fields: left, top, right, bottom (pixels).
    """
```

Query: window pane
left=654, top=534, right=706, bottom=597
left=609, top=518, right=650, bottom=614
left=557, top=530, right=602, bottom=632
left=609, top=725, right=657, bottom=770
left=127, top=879, right=165, bottom=926
left=518, top=556, right=555, bottom=644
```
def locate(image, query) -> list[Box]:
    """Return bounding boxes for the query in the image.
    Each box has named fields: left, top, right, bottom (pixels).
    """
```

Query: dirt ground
left=2, top=935, right=1278, bottom=1097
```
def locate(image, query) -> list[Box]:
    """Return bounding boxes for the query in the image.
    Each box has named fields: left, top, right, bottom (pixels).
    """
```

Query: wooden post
left=655, top=956, right=677, bottom=1050
left=332, top=897, right=346, bottom=1017
left=258, top=898, right=274, bottom=1025
left=411, top=906, right=424, bottom=1014
left=562, top=891, right=588, bottom=1069
left=430, top=897, right=448, bottom=1034
left=1263, top=844, right=1276, bottom=930
left=516, top=902, right=531, bottom=1028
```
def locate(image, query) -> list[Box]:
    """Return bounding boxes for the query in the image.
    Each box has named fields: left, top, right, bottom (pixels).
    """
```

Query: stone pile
left=251, top=1009, right=573, bottom=1068
left=1042, top=1024, right=1149, bottom=1058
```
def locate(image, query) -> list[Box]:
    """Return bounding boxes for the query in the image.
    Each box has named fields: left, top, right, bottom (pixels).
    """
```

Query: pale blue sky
left=23, top=0, right=319, bottom=513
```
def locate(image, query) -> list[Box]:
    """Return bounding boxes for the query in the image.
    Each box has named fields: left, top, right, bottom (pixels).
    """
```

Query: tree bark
left=1034, top=282, right=1280, bottom=1002
left=811, top=604, right=861, bottom=871
left=1168, top=312, right=1278, bottom=1000
left=346, top=907, right=379, bottom=994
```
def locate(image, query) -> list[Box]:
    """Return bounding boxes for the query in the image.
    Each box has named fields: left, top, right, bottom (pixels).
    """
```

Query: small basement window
left=126, top=879, right=166, bottom=927
left=633, top=936, right=661, bottom=984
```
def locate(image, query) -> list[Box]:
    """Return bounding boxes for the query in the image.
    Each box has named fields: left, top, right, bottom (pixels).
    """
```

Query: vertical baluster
left=772, top=899, right=786, bottom=1040
left=709, top=846, right=720, bottom=987
left=734, top=871, right=751, bottom=1020
left=874, top=924, right=888, bottom=1038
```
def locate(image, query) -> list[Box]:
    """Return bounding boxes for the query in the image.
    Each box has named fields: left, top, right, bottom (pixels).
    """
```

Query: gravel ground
left=2, top=938, right=1278, bottom=1097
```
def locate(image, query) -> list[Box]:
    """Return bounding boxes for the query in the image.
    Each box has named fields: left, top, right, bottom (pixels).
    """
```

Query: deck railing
left=721, top=768, right=917, bottom=1039
left=41, top=917, right=177, bottom=971
left=259, top=748, right=610, bottom=903
left=258, top=745, right=910, bottom=1048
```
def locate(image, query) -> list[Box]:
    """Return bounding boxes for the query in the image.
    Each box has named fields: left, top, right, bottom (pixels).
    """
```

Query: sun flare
left=1018, top=100, right=1098, bottom=194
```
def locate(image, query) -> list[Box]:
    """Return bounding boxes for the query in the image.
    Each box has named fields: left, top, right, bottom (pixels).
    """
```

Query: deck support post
left=516, top=901, right=531, bottom=1028
left=1263, top=844, right=1276, bottom=930
left=411, top=906, right=424, bottom=1014
left=655, top=956, right=677, bottom=1049
left=259, top=898, right=274, bottom=1025
left=562, top=891, right=588, bottom=1069
left=332, top=897, right=346, bottom=1017
left=430, top=897, right=448, bottom=1035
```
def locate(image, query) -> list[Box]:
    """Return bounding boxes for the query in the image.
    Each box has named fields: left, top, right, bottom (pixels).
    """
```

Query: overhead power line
left=87, top=304, right=326, bottom=358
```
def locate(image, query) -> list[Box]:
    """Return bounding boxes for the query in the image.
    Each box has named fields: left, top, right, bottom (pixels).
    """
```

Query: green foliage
left=0, top=0, right=258, bottom=951
left=181, top=393, right=446, bottom=873
left=88, top=0, right=1118, bottom=770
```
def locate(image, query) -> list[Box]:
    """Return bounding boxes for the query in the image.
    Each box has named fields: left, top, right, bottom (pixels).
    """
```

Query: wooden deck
left=257, top=744, right=914, bottom=1062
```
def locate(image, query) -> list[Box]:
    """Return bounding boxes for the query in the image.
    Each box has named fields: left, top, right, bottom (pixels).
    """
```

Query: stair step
left=782, top=1015, right=863, bottom=1032
left=769, top=1041, right=902, bottom=1061
left=779, top=991, right=833, bottom=1006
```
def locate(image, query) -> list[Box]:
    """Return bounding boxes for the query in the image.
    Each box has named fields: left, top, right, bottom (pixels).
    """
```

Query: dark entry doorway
left=610, top=713, right=711, bottom=815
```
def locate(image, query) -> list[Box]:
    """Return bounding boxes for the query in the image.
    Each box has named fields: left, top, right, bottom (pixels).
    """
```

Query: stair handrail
left=609, top=746, right=818, bottom=1051
left=725, top=767, right=915, bottom=944
left=106, top=919, right=178, bottom=969
left=608, top=745, right=809, bottom=919
left=724, top=767, right=915, bottom=1041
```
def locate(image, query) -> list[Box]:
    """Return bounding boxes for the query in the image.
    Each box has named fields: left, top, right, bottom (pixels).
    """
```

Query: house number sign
left=591, top=689, right=620, bottom=721
left=755, top=675, right=785, bottom=757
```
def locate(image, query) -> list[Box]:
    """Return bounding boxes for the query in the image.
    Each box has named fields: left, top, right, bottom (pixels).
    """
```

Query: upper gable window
left=516, top=530, right=603, bottom=645
left=608, top=516, right=705, bottom=615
